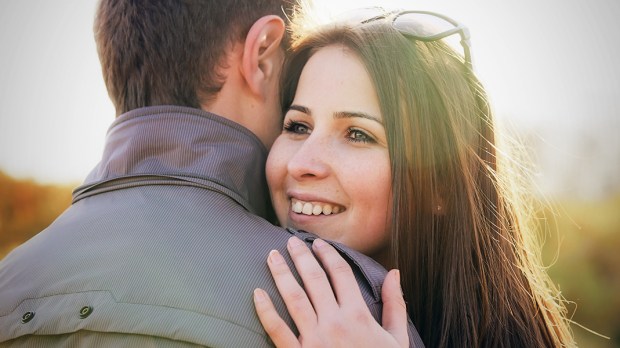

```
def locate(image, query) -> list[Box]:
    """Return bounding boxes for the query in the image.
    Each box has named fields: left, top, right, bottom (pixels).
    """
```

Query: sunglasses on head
left=338, top=8, right=473, bottom=71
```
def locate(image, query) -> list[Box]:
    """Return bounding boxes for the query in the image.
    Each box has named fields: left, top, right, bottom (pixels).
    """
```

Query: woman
left=255, top=8, right=575, bottom=347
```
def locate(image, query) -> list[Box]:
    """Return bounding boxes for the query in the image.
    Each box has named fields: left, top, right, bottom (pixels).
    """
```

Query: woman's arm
left=253, top=236, right=408, bottom=347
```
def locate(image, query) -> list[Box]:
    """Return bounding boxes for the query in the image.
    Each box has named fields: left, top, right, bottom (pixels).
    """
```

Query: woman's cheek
left=266, top=138, right=293, bottom=223
left=266, top=138, right=287, bottom=188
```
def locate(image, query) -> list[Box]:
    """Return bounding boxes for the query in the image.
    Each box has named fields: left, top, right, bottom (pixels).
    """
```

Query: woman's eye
left=283, top=121, right=311, bottom=135
left=347, top=128, right=374, bottom=143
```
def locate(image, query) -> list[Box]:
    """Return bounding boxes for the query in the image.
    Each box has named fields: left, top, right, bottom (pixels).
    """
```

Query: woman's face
left=267, top=45, right=392, bottom=261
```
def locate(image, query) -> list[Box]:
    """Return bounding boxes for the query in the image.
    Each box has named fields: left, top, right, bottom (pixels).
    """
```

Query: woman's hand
left=253, top=236, right=408, bottom=348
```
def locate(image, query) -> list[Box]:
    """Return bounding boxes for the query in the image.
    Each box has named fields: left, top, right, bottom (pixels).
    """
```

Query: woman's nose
left=287, top=134, right=331, bottom=180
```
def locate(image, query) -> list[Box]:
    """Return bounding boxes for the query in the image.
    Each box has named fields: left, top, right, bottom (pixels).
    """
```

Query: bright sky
left=1, top=0, right=619, bottom=198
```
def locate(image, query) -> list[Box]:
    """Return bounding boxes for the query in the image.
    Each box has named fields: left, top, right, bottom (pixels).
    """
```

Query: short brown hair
left=95, top=0, right=296, bottom=115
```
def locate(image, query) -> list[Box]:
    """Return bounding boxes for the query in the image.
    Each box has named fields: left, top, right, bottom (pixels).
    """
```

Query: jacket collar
left=73, top=105, right=270, bottom=216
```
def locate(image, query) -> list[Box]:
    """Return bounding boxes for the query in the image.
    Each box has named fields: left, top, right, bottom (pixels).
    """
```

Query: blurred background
left=1, top=0, right=618, bottom=346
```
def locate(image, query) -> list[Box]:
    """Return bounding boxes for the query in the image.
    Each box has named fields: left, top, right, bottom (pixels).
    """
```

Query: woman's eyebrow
left=288, top=104, right=310, bottom=114
left=334, top=111, right=383, bottom=125
left=288, top=104, right=383, bottom=125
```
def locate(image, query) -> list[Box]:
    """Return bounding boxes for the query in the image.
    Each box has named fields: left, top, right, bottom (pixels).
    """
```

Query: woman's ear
left=240, top=15, right=286, bottom=98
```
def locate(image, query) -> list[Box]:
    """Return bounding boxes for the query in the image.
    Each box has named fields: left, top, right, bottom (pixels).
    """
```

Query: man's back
left=0, top=106, right=386, bottom=347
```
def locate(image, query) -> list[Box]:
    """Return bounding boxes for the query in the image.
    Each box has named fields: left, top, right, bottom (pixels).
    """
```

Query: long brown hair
left=282, top=11, right=575, bottom=347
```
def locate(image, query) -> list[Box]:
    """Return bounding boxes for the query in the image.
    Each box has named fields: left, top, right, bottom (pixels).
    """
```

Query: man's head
left=95, top=0, right=296, bottom=147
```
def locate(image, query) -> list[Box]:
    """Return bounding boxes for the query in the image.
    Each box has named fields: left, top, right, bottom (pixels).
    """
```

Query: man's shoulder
left=285, top=228, right=386, bottom=304
left=0, top=193, right=388, bottom=346
left=0, top=193, right=285, bottom=346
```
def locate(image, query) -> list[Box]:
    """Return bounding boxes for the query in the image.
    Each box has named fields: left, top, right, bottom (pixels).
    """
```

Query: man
left=0, top=1, right=422, bottom=347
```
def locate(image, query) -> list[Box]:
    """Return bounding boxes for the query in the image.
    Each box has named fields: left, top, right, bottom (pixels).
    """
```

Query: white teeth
left=290, top=199, right=343, bottom=216
left=302, top=203, right=313, bottom=215
left=323, top=205, right=332, bottom=215
left=312, top=205, right=322, bottom=215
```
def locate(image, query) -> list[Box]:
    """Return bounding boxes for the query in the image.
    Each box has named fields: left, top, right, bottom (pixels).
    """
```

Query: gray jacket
left=0, top=106, right=423, bottom=347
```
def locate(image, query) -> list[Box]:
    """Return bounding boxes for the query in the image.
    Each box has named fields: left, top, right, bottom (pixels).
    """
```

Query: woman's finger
left=266, top=249, right=317, bottom=331
left=286, top=236, right=339, bottom=312
left=380, top=270, right=409, bottom=348
left=311, top=238, right=365, bottom=306
left=253, top=288, right=300, bottom=348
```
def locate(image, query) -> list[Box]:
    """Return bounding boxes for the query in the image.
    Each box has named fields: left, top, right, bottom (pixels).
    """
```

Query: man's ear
left=240, top=15, right=286, bottom=98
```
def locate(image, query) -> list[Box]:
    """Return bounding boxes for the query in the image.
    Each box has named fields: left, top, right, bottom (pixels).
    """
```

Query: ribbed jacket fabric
left=0, top=106, right=423, bottom=347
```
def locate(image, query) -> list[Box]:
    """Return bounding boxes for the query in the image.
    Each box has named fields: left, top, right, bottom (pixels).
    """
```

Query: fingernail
left=268, top=250, right=284, bottom=265
left=393, top=269, right=403, bottom=295
left=288, top=236, right=304, bottom=248
left=253, top=288, right=267, bottom=302
left=394, top=269, right=400, bottom=282
left=313, top=238, right=327, bottom=249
